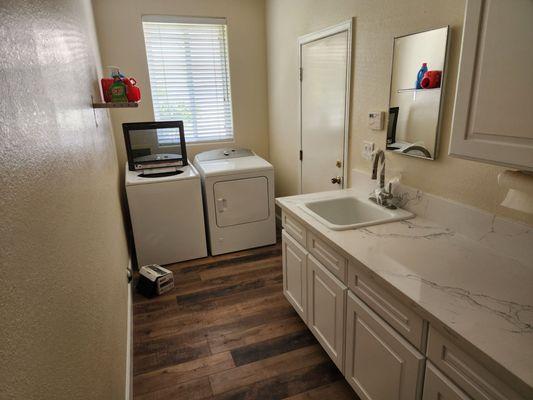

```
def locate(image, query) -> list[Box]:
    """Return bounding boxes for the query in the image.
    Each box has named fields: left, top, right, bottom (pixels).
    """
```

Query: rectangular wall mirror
left=386, top=26, right=449, bottom=160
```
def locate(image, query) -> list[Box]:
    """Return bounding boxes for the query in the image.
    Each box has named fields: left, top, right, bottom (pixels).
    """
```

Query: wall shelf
left=397, top=87, right=440, bottom=93
left=92, top=102, right=139, bottom=109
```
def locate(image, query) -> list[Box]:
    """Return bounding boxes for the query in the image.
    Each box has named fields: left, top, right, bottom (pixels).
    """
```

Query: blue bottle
left=416, top=63, right=428, bottom=89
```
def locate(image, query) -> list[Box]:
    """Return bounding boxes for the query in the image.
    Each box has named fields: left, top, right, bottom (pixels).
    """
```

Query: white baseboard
left=125, top=260, right=133, bottom=400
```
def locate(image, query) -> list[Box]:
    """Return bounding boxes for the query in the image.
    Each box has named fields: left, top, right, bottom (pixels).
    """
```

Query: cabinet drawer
left=307, top=231, right=347, bottom=282
left=282, top=211, right=307, bottom=247
left=347, top=260, right=426, bottom=350
left=423, top=362, right=471, bottom=400
left=345, top=291, right=425, bottom=400
left=427, top=327, right=523, bottom=400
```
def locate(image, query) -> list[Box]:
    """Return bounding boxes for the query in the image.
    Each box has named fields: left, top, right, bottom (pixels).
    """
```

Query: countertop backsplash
left=350, top=169, right=533, bottom=267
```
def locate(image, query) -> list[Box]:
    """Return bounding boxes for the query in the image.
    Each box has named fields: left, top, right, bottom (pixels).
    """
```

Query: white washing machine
left=125, top=164, right=207, bottom=266
left=194, top=149, right=276, bottom=255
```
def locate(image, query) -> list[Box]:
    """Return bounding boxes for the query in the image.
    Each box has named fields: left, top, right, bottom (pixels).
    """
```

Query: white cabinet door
left=423, top=362, right=471, bottom=400
left=345, top=291, right=425, bottom=400
left=449, top=0, right=533, bottom=171
left=307, top=255, right=346, bottom=371
left=282, top=230, right=308, bottom=322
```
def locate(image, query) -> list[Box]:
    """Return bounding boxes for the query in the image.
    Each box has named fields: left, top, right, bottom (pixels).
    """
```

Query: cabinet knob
left=331, top=176, right=342, bottom=184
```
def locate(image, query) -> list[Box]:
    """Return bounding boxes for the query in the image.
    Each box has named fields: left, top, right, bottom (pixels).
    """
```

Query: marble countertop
left=276, top=188, right=533, bottom=397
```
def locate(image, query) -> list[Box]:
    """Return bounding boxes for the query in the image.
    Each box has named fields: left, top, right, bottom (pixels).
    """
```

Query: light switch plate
left=362, top=141, right=375, bottom=160
left=368, top=111, right=385, bottom=130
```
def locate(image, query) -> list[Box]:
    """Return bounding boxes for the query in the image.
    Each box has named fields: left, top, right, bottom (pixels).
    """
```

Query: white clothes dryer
left=194, top=149, right=276, bottom=255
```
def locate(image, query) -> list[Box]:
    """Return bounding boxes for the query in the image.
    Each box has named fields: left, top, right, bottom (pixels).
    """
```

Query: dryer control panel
left=195, top=148, right=253, bottom=162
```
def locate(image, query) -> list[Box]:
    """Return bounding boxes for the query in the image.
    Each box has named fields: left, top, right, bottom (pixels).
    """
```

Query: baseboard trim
left=125, top=259, right=133, bottom=400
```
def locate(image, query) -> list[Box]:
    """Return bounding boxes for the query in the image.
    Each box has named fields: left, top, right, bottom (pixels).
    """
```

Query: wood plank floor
left=132, top=238, right=358, bottom=400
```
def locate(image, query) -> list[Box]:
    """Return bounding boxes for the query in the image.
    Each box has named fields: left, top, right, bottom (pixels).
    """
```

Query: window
left=142, top=16, right=234, bottom=143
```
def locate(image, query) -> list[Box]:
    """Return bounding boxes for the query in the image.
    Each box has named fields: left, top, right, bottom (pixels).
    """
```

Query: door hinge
left=299, top=67, right=303, bottom=82
left=299, top=150, right=303, bottom=161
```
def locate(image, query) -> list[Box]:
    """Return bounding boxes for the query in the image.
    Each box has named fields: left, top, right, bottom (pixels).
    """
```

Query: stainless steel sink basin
left=301, top=196, right=414, bottom=230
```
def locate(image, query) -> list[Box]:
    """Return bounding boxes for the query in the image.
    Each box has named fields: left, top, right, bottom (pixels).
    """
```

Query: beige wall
left=0, top=1, right=130, bottom=399
left=266, top=0, right=533, bottom=225
left=92, top=0, right=269, bottom=170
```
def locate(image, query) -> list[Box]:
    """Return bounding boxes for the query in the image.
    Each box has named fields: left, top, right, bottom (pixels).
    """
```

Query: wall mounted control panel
left=368, top=111, right=385, bottom=130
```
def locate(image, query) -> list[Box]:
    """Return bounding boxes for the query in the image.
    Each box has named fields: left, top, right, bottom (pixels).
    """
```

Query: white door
left=299, top=20, right=352, bottom=193
left=213, top=177, right=270, bottom=227
left=307, top=255, right=346, bottom=371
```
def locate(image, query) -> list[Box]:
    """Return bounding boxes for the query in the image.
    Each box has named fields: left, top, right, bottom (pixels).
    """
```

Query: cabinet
left=423, top=362, right=471, bottom=400
left=280, top=211, right=528, bottom=400
left=449, top=0, right=533, bottom=171
left=307, top=231, right=347, bottom=281
left=347, top=260, right=426, bottom=350
left=281, top=230, right=308, bottom=321
left=307, top=255, right=346, bottom=371
left=427, top=327, right=523, bottom=400
left=282, top=211, right=307, bottom=247
left=344, top=291, right=425, bottom=400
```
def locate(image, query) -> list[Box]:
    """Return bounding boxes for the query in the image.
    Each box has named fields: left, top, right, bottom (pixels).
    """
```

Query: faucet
left=369, top=150, right=396, bottom=209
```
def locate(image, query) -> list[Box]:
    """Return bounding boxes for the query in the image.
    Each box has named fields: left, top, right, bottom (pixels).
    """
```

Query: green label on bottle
left=110, top=81, right=128, bottom=102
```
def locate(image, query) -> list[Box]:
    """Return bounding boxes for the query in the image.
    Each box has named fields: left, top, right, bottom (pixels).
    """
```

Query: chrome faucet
left=369, top=149, right=396, bottom=209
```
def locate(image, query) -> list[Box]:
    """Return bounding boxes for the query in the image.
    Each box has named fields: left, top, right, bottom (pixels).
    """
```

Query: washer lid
left=195, top=148, right=254, bottom=162
left=125, top=164, right=199, bottom=186
left=194, top=155, right=273, bottom=177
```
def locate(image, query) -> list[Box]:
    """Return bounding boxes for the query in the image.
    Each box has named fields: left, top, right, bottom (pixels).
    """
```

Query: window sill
left=187, top=138, right=235, bottom=146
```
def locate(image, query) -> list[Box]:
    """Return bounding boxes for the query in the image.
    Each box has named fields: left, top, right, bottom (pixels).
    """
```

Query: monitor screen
left=123, top=121, right=188, bottom=170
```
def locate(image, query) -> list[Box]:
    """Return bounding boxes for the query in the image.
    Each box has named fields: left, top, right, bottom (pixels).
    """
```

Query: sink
left=301, top=196, right=414, bottom=230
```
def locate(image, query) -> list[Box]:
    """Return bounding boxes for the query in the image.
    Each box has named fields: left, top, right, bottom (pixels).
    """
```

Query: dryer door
left=213, top=176, right=270, bottom=227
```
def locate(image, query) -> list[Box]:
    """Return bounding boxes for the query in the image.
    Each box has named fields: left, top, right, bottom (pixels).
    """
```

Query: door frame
left=298, top=19, right=353, bottom=194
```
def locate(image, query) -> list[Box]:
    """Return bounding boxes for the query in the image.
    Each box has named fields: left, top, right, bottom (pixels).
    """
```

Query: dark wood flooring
left=132, top=239, right=357, bottom=400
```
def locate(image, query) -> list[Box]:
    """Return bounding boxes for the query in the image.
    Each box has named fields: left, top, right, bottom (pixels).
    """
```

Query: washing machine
left=125, top=164, right=207, bottom=266
left=194, top=148, right=276, bottom=255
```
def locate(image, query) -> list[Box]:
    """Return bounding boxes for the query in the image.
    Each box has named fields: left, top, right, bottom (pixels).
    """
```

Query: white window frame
left=142, top=15, right=235, bottom=144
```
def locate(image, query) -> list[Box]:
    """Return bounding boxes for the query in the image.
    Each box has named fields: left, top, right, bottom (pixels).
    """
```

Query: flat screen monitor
left=122, top=121, right=188, bottom=171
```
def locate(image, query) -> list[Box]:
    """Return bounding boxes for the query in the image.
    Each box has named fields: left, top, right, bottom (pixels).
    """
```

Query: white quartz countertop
left=276, top=189, right=533, bottom=396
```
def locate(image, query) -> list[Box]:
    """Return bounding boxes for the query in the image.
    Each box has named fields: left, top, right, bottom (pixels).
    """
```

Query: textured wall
left=0, top=1, right=130, bottom=399
left=266, top=0, right=533, bottom=225
left=92, top=0, right=269, bottom=169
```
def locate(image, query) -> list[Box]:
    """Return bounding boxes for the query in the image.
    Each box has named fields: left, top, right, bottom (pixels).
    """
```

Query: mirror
left=386, top=27, right=449, bottom=160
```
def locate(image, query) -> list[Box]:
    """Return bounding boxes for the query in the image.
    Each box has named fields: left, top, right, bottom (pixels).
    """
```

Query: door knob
left=331, top=176, right=342, bottom=184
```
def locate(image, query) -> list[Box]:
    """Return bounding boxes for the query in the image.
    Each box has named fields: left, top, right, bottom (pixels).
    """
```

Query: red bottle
left=420, top=70, right=442, bottom=89
left=124, top=77, right=141, bottom=102
left=101, top=78, right=114, bottom=102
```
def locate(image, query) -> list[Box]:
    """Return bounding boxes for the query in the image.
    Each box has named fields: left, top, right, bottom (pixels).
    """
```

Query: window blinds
left=142, top=16, right=234, bottom=143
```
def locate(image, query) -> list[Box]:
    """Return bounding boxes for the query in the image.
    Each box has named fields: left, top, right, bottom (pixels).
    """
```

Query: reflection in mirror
left=129, top=128, right=184, bottom=163
left=387, top=27, right=449, bottom=160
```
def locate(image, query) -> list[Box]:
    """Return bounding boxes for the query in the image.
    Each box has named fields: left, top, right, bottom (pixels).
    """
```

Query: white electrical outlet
left=362, top=141, right=375, bottom=160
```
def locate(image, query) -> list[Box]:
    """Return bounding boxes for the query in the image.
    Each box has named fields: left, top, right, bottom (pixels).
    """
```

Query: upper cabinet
left=449, top=0, right=533, bottom=171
